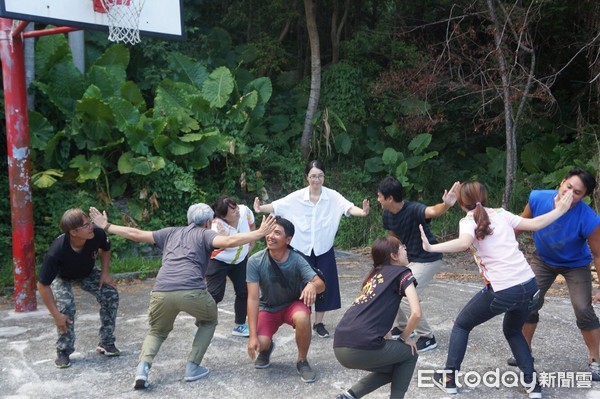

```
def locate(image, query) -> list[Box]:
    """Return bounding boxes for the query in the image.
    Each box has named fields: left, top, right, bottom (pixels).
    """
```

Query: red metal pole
left=0, top=18, right=37, bottom=312
left=23, top=26, right=80, bottom=39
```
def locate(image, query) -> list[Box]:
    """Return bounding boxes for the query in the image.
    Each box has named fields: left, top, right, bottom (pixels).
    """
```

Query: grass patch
left=111, top=256, right=162, bottom=278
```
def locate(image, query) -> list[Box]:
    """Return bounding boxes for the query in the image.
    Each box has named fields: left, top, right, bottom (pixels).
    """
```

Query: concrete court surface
left=1, top=251, right=600, bottom=399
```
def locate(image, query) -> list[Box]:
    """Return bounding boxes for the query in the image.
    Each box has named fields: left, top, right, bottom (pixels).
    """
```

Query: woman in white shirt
left=419, top=180, right=573, bottom=399
left=206, top=196, right=255, bottom=337
left=254, top=160, right=370, bottom=338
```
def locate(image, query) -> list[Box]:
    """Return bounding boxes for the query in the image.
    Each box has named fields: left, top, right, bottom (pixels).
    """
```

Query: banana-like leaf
left=34, top=35, right=71, bottom=80
left=202, top=66, right=234, bottom=108
left=118, top=152, right=166, bottom=175
left=169, top=52, right=209, bottom=88
left=121, top=81, right=146, bottom=109
left=28, top=111, right=55, bottom=151
left=93, top=44, right=130, bottom=70
left=31, top=169, right=64, bottom=188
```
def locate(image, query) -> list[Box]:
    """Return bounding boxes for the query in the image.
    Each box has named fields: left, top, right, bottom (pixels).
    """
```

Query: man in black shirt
left=37, top=208, right=119, bottom=369
left=377, top=176, right=458, bottom=353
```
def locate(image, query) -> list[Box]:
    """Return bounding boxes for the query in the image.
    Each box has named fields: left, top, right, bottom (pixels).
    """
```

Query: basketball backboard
left=0, top=0, right=184, bottom=40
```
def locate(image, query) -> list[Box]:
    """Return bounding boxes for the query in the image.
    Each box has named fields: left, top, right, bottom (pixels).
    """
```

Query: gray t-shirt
left=247, top=249, right=316, bottom=312
left=152, top=225, right=218, bottom=291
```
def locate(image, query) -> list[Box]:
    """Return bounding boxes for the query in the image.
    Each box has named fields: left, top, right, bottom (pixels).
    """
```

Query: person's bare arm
left=588, top=225, right=600, bottom=303
left=400, top=282, right=421, bottom=354
left=253, top=197, right=274, bottom=214
left=247, top=282, right=261, bottom=360
left=98, top=248, right=115, bottom=288
left=89, top=207, right=155, bottom=243
left=420, top=224, right=473, bottom=253
left=516, top=191, right=573, bottom=231
left=299, top=275, right=325, bottom=306
left=348, top=199, right=370, bottom=217
left=213, top=215, right=276, bottom=248
left=424, top=181, right=460, bottom=219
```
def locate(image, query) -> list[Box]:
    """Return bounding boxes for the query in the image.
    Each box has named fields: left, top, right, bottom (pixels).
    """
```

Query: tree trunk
left=487, top=0, right=516, bottom=208
left=331, top=0, right=350, bottom=64
left=301, top=0, right=321, bottom=159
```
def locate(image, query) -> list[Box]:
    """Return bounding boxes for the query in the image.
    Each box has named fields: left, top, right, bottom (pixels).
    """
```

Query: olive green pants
left=139, top=289, right=218, bottom=365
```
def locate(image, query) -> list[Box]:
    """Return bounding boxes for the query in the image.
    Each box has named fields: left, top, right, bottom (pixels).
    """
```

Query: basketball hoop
left=94, top=0, right=146, bottom=45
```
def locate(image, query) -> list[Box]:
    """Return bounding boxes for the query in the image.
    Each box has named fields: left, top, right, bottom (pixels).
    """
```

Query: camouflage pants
left=51, top=268, right=119, bottom=355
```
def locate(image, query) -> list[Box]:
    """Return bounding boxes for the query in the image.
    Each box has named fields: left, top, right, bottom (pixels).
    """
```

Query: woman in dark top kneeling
left=333, top=236, right=421, bottom=399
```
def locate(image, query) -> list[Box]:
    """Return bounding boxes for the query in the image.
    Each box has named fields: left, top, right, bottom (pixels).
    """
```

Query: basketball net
left=96, top=0, right=146, bottom=45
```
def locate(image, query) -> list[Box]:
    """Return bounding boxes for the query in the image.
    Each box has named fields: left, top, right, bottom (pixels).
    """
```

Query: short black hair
left=565, top=167, right=596, bottom=196
left=304, top=160, right=325, bottom=176
left=213, top=195, right=238, bottom=218
left=274, top=216, right=295, bottom=237
left=377, top=176, right=404, bottom=202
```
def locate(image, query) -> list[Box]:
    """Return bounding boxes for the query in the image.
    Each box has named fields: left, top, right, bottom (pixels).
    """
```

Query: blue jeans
left=445, top=278, right=539, bottom=377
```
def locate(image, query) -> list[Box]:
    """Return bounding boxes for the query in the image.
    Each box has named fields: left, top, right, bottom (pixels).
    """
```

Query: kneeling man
left=246, top=216, right=325, bottom=383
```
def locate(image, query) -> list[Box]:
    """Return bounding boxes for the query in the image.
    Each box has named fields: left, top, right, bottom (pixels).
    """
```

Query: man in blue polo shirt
left=511, top=167, right=600, bottom=380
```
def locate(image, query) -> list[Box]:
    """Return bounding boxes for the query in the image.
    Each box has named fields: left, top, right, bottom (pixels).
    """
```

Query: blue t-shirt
left=247, top=249, right=316, bottom=312
left=382, top=201, right=442, bottom=263
left=529, top=190, right=600, bottom=268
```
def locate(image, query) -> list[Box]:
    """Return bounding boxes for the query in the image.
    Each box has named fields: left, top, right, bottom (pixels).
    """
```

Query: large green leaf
left=76, top=96, right=114, bottom=121
left=382, top=148, right=399, bottom=165
left=87, top=65, right=122, bottom=97
left=169, top=52, right=209, bottom=88
left=180, top=128, right=219, bottom=143
left=334, top=132, right=352, bottom=154
left=35, top=35, right=71, bottom=80
left=365, top=157, right=385, bottom=173
left=69, top=155, right=104, bottom=183
left=408, top=133, right=433, bottom=155
left=31, top=169, right=64, bottom=188
left=36, top=62, right=86, bottom=115
left=117, top=152, right=166, bottom=175
left=28, top=111, right=55, bottom=151
left=228, top=91, right=258, bottom=123
left=202, top=66, right=234, bottom=108
left=109, top=97, right=141, bottom=132
left=244, top=77, right=272, bottom=104
left=167, top=140, right=195, bottom=155
left=406, top=151, right=438, bottom=169
left=154, top=79, right=200, bottom=132
left=93, top=44, right=130, bottom=70
left=121, top=81, right=146, bottom=109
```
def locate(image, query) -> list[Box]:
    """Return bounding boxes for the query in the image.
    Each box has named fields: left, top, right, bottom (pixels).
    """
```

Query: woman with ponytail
left=419, top=181, right=574, bottom=398
left=333, top=236, right=421, bottom=399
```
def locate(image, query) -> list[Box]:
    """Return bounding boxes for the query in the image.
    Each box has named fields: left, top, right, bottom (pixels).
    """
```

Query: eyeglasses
left=77, top=221, right=93, bottom=230
left=308, top=174, right=325, bottom=180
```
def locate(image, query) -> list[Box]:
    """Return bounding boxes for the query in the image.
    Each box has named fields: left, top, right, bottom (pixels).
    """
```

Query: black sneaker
left=416, top=335, right=438, bottom=353
left=507, top=356, right=535, bottom=367
left=390, top=327, right=402, bottom=339
left=54, top=351, right=71, bottom=369
left=433, top=371, right=457, bottom=394
left=296, top=359, right=317, bottom=383
left=96, top=342, right=121, bottom=357
left=313, top=323, right=330, bottom=338
left=527, top=382, right=542, bottom=399
left=589, top=359, right=600, bottom=381
left=254, top=341, right=275, bottom=369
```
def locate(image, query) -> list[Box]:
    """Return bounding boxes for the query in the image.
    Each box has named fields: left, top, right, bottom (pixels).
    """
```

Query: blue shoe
left=184, top=362, right=209, bottom=382
left=134, top=361, right=151, bottom=390
left=232, top=323, right=250, bottom=337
